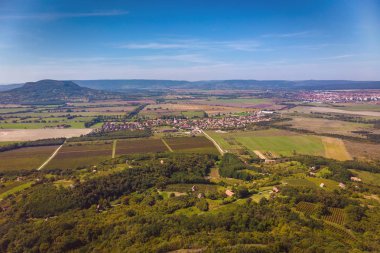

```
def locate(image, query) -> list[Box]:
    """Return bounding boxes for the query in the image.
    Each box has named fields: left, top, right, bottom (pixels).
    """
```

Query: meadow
left=0, top=129, right=91, bottom=141
left=349, top=169, right=380, bottom=186
left=207, top=129, right=324, bottom=157
left=283, top=116, right=374, bottom=138
left=207, top=129, right=354, bottom=160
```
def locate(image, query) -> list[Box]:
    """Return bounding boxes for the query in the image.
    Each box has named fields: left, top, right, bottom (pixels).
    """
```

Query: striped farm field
left=45, top=141, right=112, bottom=169
left=296, top=201, right=345, bottom=225
left=296, top=201, right=316, bottom=215
left=116, top=138, right=168, bottom=155
left=163, top=136, right=219, bottom=154
left=0, top=146, right=59, bottom=172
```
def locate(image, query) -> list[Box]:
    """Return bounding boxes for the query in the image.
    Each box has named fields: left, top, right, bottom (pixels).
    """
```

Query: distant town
left=97, top=111, right=273, bottom=133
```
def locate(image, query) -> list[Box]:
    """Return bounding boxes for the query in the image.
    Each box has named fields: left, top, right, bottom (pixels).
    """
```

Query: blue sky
left=0, top=0, right=379, bottom=83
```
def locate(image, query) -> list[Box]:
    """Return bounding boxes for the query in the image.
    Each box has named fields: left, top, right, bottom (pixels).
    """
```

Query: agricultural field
left=280, top=116, right=376, bottom=138
left=163, top=136, right=219, bottom=154
left=0, top=129, right=92, bottom=141
left=283, top=177, right=340, bottom=191
left=207, top=129, right=352, bottom=160
left=142, top=103, right=257, bottom=117
left=45, top=141, right=112, bottom=169
left=189, top=97, right=277, bottom=108
left=322, top=137, right=351, bottom=161
left=296, top=201, right=346, bottom=225
left=116, top=138, right=168, bottom=155
left=344, top=140, right=380, bottom=160
left=287, top=106, right=380, bottom=117
left=0, top=146, right=59, bottom=171
left=165, top=184, right=220, bottom=194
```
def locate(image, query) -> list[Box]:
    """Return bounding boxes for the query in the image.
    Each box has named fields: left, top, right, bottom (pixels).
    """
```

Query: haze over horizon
left=1, top=0, right=380, bottom=83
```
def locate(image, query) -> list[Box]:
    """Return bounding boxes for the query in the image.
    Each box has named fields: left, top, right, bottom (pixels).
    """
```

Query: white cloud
left=261, top=31, right=316, bottom=38
left=117, top=39, right=263, bottom=52
left=0, top=10, right=129, bottom=20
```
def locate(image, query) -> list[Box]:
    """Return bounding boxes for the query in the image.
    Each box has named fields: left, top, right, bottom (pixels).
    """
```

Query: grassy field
left=0, top=129, right=92, bottom=142
left=164, top=136, right=219, bottom=154
left=283, top=177, right=340, bottom=191
left=283, top=117, right=374, bottom=138
left=143, top=103, right=256, bottom=116
left=165, top=184, right=219, bottom=194
left=207, top=129, right=352, bottom=159
left=116, top=138, right=168, bottom=155
left=235, top=135, right=324, bottom=157
left=349, top=169, right=380, bottom=186
left=344, top=140, right=380, bottom=160
left=0, top=181, right=33, bottom=200
left=287, top=106, right=380, bottom=117
left=0, top=146, right=59, bottom=171
left=46, top=141, right=112, bottom=169
left=322, top=137, right=352, bottom=161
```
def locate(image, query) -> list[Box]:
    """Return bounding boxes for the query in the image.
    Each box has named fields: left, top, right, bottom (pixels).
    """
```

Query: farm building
left=225, top=189, right=234, bottom=197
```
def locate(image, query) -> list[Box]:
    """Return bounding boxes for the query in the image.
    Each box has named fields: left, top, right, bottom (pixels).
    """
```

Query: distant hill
left=1, top=79, right=380, bottom=99
left=73, top=79, right=380, bottom=91
left=0, top=79, right=123, bottom=104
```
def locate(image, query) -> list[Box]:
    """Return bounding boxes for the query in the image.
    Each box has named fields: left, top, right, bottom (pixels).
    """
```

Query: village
left=293, top=90, right=380, bottom=103
left=96, top=111, right=272, bottom=133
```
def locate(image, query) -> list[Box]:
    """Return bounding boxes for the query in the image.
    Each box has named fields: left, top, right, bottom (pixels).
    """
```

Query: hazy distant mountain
left=73, top=79, right=380, bottom=91
left=1, top=80, right=379, bottom=98
left=0, top=83, right=23, bottom=91
left=0, top=79, right=123, bottom=104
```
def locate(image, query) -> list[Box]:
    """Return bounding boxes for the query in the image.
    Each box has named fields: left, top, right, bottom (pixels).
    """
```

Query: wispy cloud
left=119, top=42, right=190, bottom=49
left=117, top=39, right=263, bottom=52
left=261, top=31, right=315, bottom=38
left=318, top=54, right=358, bottom=60
left=0, top=10, right=129, bottom=20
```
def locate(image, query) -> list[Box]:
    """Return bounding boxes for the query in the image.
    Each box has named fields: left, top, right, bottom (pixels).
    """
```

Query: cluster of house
left=97, top=112, right=271, bottom=133
left=295, top=90, right=380, bottom=103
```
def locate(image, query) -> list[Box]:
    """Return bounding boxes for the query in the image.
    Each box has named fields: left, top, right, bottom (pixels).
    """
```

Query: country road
left=37, top=143, right=64, bottom=170
left=201, top=130, right=225, bottom=155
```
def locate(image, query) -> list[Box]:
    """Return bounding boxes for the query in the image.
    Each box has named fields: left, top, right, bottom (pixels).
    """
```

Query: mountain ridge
left=0, top=79, right=123, bottom=104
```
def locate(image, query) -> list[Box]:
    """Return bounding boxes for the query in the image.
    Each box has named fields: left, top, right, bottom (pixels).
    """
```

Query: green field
left=0, top=181, right=33, bottom=200
left=236, top=135, right=324, bottom=157
left=283, top=177, right=340, bottom=191
left=349, top=169, right=380, bottom=186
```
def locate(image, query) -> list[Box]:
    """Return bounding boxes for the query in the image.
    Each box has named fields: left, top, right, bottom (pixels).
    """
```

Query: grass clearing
left=349, top=169, right=380, bottom=186
left=235, top=135, right=324, bottom=157
left=0, top=181, right=33, bottom=200
left=322, top=137, right=352, bottom=161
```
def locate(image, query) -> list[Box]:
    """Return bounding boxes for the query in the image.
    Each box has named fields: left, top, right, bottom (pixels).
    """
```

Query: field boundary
left=201, top=130, right=225, bottom=155
left=112, top=140, right=117, bottom=158
left=161, top=139, right=173, bottom=152
left=37, top=144, right=64, bottom=170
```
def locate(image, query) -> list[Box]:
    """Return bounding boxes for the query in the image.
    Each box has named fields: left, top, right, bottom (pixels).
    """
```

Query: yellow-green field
left=207, top=129, right=351, bottom=160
